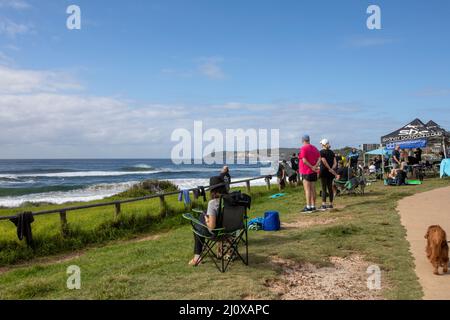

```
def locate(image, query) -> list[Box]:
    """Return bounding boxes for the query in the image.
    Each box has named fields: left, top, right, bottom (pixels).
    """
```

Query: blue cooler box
left=263, top=211, right=280, bottom=231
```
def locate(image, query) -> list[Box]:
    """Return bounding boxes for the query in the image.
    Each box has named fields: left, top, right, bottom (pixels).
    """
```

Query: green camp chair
left=334, top=176, right=366, bottom=196
left=183, top=192, right=251, bottom=273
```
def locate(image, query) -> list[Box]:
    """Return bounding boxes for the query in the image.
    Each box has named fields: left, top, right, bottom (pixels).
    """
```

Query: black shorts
left=302, top=173, right=318, bottom=182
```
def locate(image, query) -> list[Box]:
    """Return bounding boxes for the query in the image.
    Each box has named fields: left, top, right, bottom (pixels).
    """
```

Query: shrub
left=115, top=180, right=179, bottom=198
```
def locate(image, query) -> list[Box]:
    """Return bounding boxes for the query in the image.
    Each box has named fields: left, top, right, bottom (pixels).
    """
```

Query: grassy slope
left=0, top=179, right=449, bottom=299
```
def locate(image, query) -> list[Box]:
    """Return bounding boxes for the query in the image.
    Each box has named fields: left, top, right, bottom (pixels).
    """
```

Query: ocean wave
left=0, top=185, right=85, bottom=197
left=167, top=177, right=270, bottom=190
left=0, top=177, right=36, bottom=186
left=0, top=176, right=273, bottom=207
left=120, top=164, right=155, bottom=172
left=0, top=170, right=163, bottom=179
left=0, top=181, right=139, bottom=207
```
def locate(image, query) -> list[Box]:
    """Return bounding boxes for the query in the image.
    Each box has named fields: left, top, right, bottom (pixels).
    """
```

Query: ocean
left=0, top=159, right=272, bottom=207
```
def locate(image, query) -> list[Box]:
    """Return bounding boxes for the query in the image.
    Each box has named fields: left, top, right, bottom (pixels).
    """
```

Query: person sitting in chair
left=369, top=161, right=377, bottom=174
left=387, top=168, right=398, bottom=180
left=387, top=162, right=407, bottom=185
left=332, top=162, right=351, bottom=196
left=335, top=162, right=351, bottom=182
left=189, top=176, right=227, bottom=266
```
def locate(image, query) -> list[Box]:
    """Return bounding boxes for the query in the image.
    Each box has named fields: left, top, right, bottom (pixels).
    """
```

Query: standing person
left=298, top=135, right=321, bottom=213
left=414, top=147, right=422, bottom=162
left=374, top=156, right=382, bottom=171
left=290, top=153, right=299, bottom=171
left=335, top=153, right=342, bottom=166
left=290, top=153, right=299, bottom=184
left=401, top=149, right=408, bottom=164
left=347, top=148, right=360, bottom=170
left=220, top=166, right=231, bottom=192
left=276, top=161, right=287, bottom=191
left=319, top=139, right=337, bottom=210
left=392, top=145, right=401, bottom=169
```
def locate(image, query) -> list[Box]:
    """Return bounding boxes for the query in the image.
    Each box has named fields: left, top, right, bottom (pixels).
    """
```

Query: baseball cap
left=302, top=134, right=310, bottom=142
left=320, top=138, right=329, bottom=146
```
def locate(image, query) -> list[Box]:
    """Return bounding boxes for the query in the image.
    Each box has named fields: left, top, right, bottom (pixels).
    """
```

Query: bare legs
left=302, top=179, right=316, bottom=208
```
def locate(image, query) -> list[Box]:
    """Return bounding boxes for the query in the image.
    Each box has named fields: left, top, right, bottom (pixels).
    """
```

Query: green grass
left=0, top=178, right=449, bottom=299
left=0, top=191, right=203, bottom=265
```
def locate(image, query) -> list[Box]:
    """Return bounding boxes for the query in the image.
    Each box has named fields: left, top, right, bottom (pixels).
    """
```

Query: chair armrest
left=182, top=213, right=207, bottom=228
left=182, top=213, right=225, bottom=233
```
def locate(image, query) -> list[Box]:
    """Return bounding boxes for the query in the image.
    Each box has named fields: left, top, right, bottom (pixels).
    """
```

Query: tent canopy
left=426, top=120, right=444, bottom=131
left=381, top=118, right=447, bottom=148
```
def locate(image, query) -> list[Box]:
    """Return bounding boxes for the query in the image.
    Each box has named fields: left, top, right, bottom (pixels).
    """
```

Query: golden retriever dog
left=424, top=225, right=449, bottom=275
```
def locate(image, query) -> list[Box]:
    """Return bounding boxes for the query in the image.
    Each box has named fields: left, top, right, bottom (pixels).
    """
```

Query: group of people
left=297, top=135, right=345, bottom=212
left=384, top=145, right=422, bottom=184
left=391, top=145, right=423, bottom=169
left=188, top=139, right=446, bottom=264
left=280, top=135, right=358, bottom=213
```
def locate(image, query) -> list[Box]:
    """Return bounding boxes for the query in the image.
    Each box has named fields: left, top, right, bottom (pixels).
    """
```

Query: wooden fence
left=0, top=175, right=273, bottom=237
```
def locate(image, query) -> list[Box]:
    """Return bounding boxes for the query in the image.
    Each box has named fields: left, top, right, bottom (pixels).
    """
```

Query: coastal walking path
left=398, top=186, right=450, bottom=300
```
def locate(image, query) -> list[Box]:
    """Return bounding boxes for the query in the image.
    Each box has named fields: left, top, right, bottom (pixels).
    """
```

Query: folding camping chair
left=183, top=191, right=251, bottom=272
left=334, top=166, right=366, bottom=196
left=335, top=177, right=365, bottom=196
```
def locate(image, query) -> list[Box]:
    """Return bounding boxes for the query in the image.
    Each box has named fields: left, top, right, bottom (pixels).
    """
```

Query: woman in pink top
left=298, top=134, right=321, bottom=212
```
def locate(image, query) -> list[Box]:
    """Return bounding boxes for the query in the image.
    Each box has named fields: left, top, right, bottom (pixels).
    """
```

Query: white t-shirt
left=206, top=198, right=220, bottom=217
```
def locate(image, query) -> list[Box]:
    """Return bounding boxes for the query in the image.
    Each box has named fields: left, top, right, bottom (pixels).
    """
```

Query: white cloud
left=198, top=57, right=225, bottom=79
left=0, top=65, right=391, bottom=158
left=0, top=51, right=13, bottom=66
left=0, top=93, right=188, bottom=147
left=0, top=66, right=83, bottom=93
left=0, top=18, right=31, bottom=37
left=0, top=0, right=30, bottom=10
left=162, top=56, right=226, bottom=80
left=4, top=44, right=20, bottom=51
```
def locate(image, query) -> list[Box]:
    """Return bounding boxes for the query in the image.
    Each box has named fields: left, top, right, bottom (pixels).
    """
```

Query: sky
left=0, top=0, right=449, bottom=159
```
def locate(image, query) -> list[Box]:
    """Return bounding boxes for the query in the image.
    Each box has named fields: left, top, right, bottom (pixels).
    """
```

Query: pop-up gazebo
left=381, top=118, right=449, bottom=156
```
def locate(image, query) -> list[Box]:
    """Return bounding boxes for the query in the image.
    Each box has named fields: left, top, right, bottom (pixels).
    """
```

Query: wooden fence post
left=265, top=177, right=271, bottom=190
left=245, top=181, right=251, bottom=193
left=59, top=210, right=68, bottom=237
left=114, top=203, right=121, bottom=220
left=159, top=195, right=167, bottom=217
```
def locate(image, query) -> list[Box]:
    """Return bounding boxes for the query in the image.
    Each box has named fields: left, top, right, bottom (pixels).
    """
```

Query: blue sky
left=0, top=0, right=449, bottom=158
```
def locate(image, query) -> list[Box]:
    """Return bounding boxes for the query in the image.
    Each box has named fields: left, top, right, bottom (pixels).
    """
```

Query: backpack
left=263, top=211, right=280, bottom=231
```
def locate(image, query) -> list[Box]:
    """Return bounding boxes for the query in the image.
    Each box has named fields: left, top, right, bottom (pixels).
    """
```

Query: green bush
left=115, top=180, right=179, bottom=198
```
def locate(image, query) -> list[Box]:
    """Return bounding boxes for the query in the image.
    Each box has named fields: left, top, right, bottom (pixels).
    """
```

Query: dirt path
left=398, top=186, right=450, bottom=300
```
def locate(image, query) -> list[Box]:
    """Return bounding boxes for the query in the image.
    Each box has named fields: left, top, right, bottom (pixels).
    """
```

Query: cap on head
left=302, top=134, right=310, bottom=143
left=320, top=138, right=329, bottom=146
